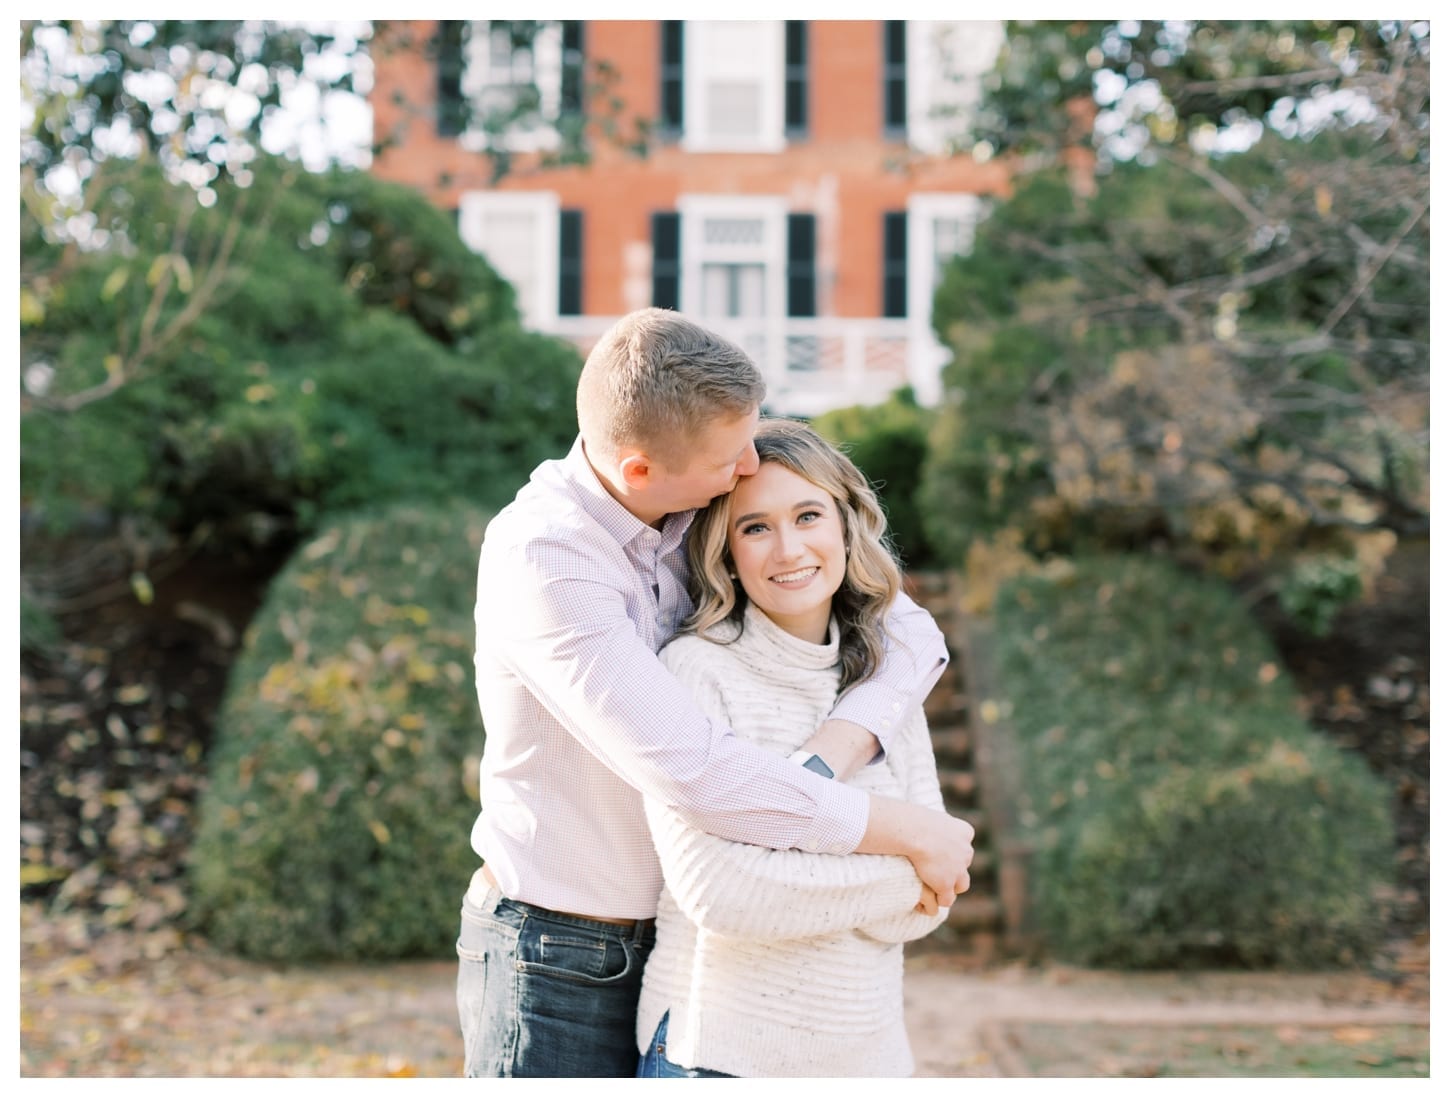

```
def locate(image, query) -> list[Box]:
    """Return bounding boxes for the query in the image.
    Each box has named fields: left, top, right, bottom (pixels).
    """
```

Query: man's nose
left=736, top=444, right=760, bottom=477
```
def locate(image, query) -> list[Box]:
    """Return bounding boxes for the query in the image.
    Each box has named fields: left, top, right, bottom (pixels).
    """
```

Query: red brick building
left=369, top=19, right=1009, bottom=414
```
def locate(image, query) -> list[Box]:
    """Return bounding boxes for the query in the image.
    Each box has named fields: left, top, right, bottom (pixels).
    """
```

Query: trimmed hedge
left=188, top=502, right=490, bottom=961
left=989, top=554, right=1394, bottom=968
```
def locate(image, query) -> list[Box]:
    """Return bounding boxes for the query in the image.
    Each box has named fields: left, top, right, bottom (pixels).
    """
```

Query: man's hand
left=914, top=881, right=941, bottom=916
left=857, top=796, right=974, bottom=909
left=903, top=809, right=974, bottom=909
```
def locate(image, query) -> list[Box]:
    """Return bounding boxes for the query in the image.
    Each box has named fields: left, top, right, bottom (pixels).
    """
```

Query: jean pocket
left=516, top=929, right=637, bottom=986
left=459, top=891, right=522, bottom=950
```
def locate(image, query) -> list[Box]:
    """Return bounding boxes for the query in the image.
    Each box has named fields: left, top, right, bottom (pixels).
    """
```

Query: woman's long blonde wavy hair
left=679, top=418, right=903, bottom=691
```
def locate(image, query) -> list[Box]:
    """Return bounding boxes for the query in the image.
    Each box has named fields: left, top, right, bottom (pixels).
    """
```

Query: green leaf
left=101, top=266, right=130, bottom=301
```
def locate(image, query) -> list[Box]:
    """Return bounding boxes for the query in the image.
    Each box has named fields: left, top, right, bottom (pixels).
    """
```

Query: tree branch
left=1177, top=66, right=1347, bottom=96
left=1160, top=147, right=1272, bottom=230
left=1318, top=199, right=1429, bottom=335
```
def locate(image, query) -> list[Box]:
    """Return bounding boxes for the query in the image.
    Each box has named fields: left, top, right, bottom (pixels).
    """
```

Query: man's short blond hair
left=576, top=308, right=766, bottom=470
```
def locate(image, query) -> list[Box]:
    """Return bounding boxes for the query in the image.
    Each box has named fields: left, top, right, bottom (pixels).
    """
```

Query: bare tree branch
left=1160, top=147, right=1273, bottom=229
left=1177, top=67, right=1348, bottom=96
left=39, top=182, right=274, bottom=414
left=1318, top=199, right=1429, bottom=335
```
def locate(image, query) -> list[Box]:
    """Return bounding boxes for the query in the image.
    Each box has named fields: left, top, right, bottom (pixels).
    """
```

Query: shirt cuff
left=827, top=678, right=918, bottom=759
left=796, top=777, right=868, bottom=856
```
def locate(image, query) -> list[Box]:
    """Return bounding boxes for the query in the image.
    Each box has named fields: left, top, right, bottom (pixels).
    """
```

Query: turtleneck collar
left=739, top=600, right=841, bottom=671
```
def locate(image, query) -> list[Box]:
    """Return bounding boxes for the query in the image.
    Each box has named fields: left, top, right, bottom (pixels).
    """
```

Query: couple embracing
left=458, top=308, right=976, bottom=1078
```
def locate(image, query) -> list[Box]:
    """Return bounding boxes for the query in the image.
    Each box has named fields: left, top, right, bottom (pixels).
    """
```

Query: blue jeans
left=637, top=1012, right=736, bottom=1078
left=455, top=882, right=655, bottom=1077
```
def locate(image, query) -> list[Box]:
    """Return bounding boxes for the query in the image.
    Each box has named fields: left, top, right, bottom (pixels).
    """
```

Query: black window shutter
left=660, top=21, right=684, bottom=138
left=561, top=21, right=585, bottom=117
left=436, top=21, right=467, bottom=138
left=651, top=212, right=680, bottom=311
left=787, top=213, right=816, bottom=318
left=559, top=209, right=583, bottom=316
left=883, top=211, right=908, bottom=318
left=785, top=22, right=808, bottom=139
left=883, top=21, right=907, bottom=136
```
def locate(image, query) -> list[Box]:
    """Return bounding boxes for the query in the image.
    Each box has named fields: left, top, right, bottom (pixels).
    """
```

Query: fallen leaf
left=1332, top=1025, right=1378, bottom=1045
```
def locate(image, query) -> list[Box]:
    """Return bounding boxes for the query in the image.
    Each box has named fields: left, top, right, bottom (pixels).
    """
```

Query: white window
left=683, top=21, right=787, bottom=153
left=907, top=193, right=982, bottom=401
left=460, top=21, right=563, bottom=154
left=907, top=21, right=1004, bottom=154
left=458, top=191, right=560, bottom=328
left=678, top=197, right=788, bottom=320
left=677, top=195, right=788, bottom=368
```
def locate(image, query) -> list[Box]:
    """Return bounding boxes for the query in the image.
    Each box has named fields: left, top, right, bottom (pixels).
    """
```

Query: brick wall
left=368, top=20, right=1013, bottom=321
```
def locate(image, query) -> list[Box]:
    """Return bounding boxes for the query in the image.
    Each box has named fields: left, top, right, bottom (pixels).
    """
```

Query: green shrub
left=814, top=387, right=939, bottom=568
left=989, top=553, right=1394, bottom=968
left=21, top=157, right=579, bottom=555
left=188, top=502, right=491, bottom=961
left=1277, top=555, right=1364, bottom=637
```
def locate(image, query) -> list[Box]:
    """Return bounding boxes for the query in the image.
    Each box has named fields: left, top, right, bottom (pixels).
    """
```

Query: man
left=460, top=308, right=975, bottom=1077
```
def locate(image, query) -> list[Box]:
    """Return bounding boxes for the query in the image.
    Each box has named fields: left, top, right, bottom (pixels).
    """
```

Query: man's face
left=653, top=409, right=761, bottom=514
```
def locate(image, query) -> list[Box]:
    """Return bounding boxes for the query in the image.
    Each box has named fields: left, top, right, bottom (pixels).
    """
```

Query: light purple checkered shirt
left=471, top=436, right=948, bottom=919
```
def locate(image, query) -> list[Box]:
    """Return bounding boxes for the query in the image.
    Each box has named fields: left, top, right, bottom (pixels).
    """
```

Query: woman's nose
left=773, top=526, right=804, bottom=560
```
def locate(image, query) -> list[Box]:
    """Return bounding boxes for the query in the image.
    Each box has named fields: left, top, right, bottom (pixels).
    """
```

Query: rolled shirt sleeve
left=827, top=589, right=949, bottom=758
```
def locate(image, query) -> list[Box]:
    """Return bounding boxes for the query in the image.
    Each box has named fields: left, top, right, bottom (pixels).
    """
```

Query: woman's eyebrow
left=731, top=499, right=830, bottom=530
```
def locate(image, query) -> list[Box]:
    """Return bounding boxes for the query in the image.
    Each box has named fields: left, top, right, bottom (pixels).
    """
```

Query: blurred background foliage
left=922, top=20, right=1427, bottom=636
left=20, top=154, right=581, bottom=646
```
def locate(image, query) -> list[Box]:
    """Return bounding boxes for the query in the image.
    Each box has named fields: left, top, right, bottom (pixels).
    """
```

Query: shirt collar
left=560, top=435, right=696, bottom=551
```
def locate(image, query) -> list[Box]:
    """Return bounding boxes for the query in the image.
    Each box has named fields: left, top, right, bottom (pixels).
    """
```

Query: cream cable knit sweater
left=635, top=603, right=949, bottom=1077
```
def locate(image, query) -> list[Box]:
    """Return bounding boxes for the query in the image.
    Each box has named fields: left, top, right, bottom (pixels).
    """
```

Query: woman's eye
left=742, top=522, right=767, bottom=535
left=798, top=510, right=821, bottom=524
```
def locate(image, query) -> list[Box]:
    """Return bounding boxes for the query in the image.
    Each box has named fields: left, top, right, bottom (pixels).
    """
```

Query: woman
left=635, top=418, right=949, bottom=1078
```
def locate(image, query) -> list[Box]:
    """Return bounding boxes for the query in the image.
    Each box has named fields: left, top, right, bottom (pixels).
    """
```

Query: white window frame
left=457, top=190, right=561, bottom=329
left=906, top=21, right=1004, bottom=154
left=906, top=193, right=982, bottom=402
left=677, top=194, right=790, bottom=323
left=682, top=21, right=787, bottom=153
left=459, top=20, right=563, bottom=155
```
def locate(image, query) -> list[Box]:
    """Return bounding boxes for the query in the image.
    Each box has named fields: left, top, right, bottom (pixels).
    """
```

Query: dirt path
left=903, top=950, right=1429, bottom=1077
left=20, top=905, right=1428, bottom=1078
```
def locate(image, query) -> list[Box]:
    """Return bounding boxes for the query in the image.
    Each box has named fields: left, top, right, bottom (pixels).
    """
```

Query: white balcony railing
left=546, top=315, right=949, bottom=417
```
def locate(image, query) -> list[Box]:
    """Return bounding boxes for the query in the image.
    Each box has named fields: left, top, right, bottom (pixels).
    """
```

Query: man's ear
left=618, top=450, right=653, bottom=491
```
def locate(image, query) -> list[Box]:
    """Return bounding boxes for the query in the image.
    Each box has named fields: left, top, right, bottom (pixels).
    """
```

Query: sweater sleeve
left=856, top=708, right=953, bottom=944
left=649, top=636, right=924, bottom=941
left=646, top=800, right=925, bottom=941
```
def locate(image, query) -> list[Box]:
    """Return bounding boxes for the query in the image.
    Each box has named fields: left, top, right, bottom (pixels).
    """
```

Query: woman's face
left=726, top=461, right=847, bottom=644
